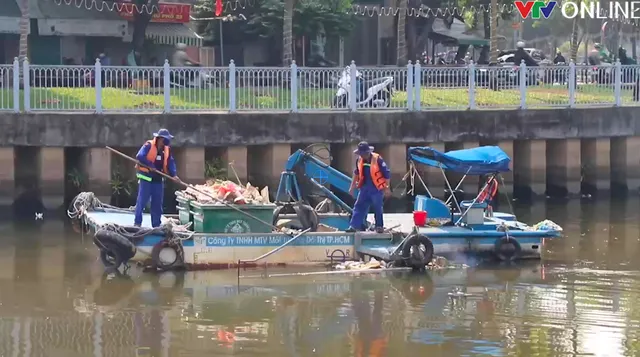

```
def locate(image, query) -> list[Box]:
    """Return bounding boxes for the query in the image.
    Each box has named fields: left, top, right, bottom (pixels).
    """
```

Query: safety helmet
left=594, top=43, right=602, bottom=49
left=175, top=43, right=187, bottom=50
left=516, top=41, right=525, bottom=49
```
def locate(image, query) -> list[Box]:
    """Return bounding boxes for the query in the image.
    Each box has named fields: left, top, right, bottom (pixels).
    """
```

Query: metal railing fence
left=1, top=58, right=638, bottom=113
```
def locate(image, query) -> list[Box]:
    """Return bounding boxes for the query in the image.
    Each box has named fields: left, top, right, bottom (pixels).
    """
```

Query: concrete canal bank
left=1, top=107, right=639, bottom=208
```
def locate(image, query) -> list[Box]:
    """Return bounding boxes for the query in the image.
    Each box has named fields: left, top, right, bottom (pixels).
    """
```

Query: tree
left=18, top=0, right=28, bottom=61
left=394, top=0, right=512, bottom=64
left=245, top=0, right=356, bottom=65
left=129, top=0, right=160, bottom=60
left=529, top=0, right=601, bottom=62
left=283, top=0, right=293, bottom=65
left=396, top=0, right=408, bottom=65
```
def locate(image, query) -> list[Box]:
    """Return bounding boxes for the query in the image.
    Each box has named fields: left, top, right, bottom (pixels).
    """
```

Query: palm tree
left=18, top=0, right=28, bottom=61
left=283, top=0, right=294, bottom=65
left=396, top=0, right=407, bottom=65
left=489, top=0, right=498, bottom=63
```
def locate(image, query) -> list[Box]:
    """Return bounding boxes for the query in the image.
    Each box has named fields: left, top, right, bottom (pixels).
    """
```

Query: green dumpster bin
left=175, top=192, right=193, bottom=225
left=190, top=202, right=276, bottom=234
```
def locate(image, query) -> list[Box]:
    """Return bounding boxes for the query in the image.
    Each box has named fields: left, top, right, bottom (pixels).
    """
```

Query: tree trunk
left=570, top=17, right=579, bottom=62
left=489, top=0, right=498, bottom=63
left=282, top=0, right=294, bottom=65
left=131, top=0, right=159, bottom=64
left=18, top=0, right=28, bottom=61
left=396, top=0, right=407, bottom=66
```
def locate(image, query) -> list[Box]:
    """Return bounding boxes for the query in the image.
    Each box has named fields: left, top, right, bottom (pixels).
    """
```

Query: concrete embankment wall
left=1, top=107, right=639, bottom=210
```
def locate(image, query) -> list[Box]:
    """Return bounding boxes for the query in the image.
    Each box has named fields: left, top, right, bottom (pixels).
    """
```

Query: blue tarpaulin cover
left=408, top=146, right=511, bottom=175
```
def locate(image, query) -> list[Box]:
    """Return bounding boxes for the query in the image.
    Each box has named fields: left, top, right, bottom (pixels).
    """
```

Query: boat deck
left=85, top=210, right=168, bottom=228
left=369, top=212, right=517, bottom=233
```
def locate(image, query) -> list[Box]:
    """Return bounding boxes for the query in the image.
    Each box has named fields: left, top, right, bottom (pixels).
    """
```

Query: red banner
left=118, top=2, right=191, bottom=23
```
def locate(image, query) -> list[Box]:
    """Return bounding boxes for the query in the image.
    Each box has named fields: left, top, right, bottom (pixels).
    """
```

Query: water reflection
left=0, top=200, right=640, bottom=356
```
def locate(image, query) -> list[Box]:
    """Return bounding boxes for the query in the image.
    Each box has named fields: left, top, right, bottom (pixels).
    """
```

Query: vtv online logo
left=514, top=1, right=557, bottom=19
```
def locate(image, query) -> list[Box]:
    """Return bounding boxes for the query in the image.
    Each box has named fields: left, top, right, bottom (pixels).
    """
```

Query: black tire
left=273, top=203, right=318, bottom=231
left=272, top=204, right=295, bottom=226
left=98, top=242, right=127, bottom=270
left=151, top=241, right=184, bottom=271
left=494, top=236, right=522, bottom=262
left=292, top=203, right=319, bottom=232
left=94, top=229, right=137, bottom=258
left=401, top=234, right=434, bottom=270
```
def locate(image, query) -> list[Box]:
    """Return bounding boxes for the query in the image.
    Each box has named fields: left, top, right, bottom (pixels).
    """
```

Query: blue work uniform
left=349, top=155, right=390, bottom=230
left=134, top=142, right=177, bottom=227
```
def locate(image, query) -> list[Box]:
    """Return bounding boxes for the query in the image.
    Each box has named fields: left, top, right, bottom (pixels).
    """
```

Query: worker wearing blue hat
left=134, top=128, right=179, bottom=227
left=347, top=141, right=391, bottom=233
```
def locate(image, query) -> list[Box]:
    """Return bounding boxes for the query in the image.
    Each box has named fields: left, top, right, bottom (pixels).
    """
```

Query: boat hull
left=81, top=209, right=558, bottom=269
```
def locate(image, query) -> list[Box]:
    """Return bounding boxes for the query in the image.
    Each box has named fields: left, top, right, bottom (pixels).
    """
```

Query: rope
left=68, top=192, right=195, bottom=246
left=67, top=192, right=132, bottom=221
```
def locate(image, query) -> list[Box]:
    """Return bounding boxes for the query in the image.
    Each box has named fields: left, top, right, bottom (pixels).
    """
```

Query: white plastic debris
left=182, top=180, right=271, bottom=205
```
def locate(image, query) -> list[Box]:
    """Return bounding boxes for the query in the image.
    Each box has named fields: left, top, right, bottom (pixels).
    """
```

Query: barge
left=69, top=146, right=561, bottom=273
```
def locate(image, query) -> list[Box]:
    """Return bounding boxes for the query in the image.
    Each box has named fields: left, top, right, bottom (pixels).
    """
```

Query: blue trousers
left=349, top=189, right=384, bottom=230
left=134, top=181, right=164, bottom=227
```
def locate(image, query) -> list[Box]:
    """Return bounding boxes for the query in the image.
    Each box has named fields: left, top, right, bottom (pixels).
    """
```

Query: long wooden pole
left=105, top=146, right=282, bottom=232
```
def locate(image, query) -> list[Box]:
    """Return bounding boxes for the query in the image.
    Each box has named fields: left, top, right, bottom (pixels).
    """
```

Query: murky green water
left=0, top=199, right=639, bottom=356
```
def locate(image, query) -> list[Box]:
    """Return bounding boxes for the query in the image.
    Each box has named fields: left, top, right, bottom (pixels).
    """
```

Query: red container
left=413, top=210, right=427, bottom=226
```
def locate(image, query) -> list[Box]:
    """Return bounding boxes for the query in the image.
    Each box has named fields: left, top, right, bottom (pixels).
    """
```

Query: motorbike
left=170, top=62, right=215, bottom=89
left=332, top=66, right=394, bottom=108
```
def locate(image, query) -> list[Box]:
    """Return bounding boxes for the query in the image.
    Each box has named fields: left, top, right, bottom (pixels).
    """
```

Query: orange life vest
left=355, top=338, right=388, bottom=357
left=356, top=153, right=388, bottom=191
left=135, top=138, right=170, bottom=181
left=477, top=177, right=498, bottom=204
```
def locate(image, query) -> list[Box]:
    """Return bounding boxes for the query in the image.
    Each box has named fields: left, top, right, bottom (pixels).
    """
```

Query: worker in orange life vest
left=477, top=175, right=499, bottom=210
left=347, top=142, right=391, bottom=233
left=134, top=129, right=179, bottom=227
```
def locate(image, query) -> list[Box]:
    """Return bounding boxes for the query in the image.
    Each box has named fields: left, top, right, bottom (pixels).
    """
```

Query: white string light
left=347, top=4, right=515, bottom=17
left=52, top=0, right=255, bottom=16
left=51, top=0, right=640, bottom=25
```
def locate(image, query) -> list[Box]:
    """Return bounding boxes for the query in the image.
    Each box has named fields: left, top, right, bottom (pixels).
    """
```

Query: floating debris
left=181, top=180, right=270, bottom=205
left=333, top=255, right=454, bottom=271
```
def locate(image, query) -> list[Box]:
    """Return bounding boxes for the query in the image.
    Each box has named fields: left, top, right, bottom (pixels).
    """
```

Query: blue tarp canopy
left=408, top=146, right=511, bottom=175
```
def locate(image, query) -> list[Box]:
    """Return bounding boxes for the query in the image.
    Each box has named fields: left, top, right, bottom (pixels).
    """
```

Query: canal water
left=0, top=199, right=638, bottom=357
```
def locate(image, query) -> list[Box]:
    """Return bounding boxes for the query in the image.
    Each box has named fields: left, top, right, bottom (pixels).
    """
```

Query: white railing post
left=229, top=60, right=236, bottom=113
left=468, top=61, right=476, bottom=110
left=614, top=59, right=622, bottom=106
left=406, top=61, right=413, bottom=111
left=12, top=58, right=19, bottom=113
left=94, top=58, right=102, bottom=114
left=349, top=61, right=357, bottom=111
left=413, top=61, right=421, bottom=111
left=290, top=61, right=298, bottom=112
left=568, top=61, right=576, bottom=108
left=22, top=58, right=30, bottom=112
left=163, top=60, right=171, bottom=113
left=519, top=60, right=527, bottom=109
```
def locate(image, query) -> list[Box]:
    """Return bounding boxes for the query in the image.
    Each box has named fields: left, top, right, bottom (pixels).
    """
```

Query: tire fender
left=151, top=240, right=184, bottom=271
left=94, top=229, right=137, bottom=270
left=494, top=236, right=522, bottom=262
left=401, top=234, right=434, bottom=270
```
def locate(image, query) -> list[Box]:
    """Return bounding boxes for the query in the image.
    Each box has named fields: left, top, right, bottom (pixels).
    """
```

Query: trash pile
left=182, top=180, right=271, bottom=205
left=529, top=219, right=563, bottom=232
left=333, top=256, right=451, bottom=271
